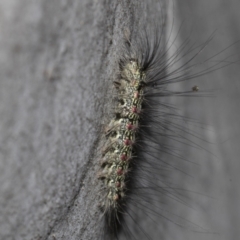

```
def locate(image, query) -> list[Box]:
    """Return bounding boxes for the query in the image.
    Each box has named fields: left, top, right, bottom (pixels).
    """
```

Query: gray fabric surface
left=0, top=0, right=239, bottom=239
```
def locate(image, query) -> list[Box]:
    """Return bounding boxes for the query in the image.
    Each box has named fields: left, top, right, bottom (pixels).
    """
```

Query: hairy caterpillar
left=94, top=2, right=238, bottom=240
left=0, top=0, right=239, bottom=239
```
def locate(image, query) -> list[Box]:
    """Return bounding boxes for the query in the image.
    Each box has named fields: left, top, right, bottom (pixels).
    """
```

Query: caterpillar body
left=99, top=59, right=145, bottom=212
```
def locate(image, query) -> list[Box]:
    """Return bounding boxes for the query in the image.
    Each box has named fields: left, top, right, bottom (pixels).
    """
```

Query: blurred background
left=176, top=1, right=240, bottom=239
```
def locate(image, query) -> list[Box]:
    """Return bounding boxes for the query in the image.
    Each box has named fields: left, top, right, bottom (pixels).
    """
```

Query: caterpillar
left=94, top=2, right=238, bottom=240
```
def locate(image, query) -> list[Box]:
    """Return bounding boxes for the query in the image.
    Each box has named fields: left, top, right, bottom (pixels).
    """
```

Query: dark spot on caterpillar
left=192, top=85, right=199, bottom=92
